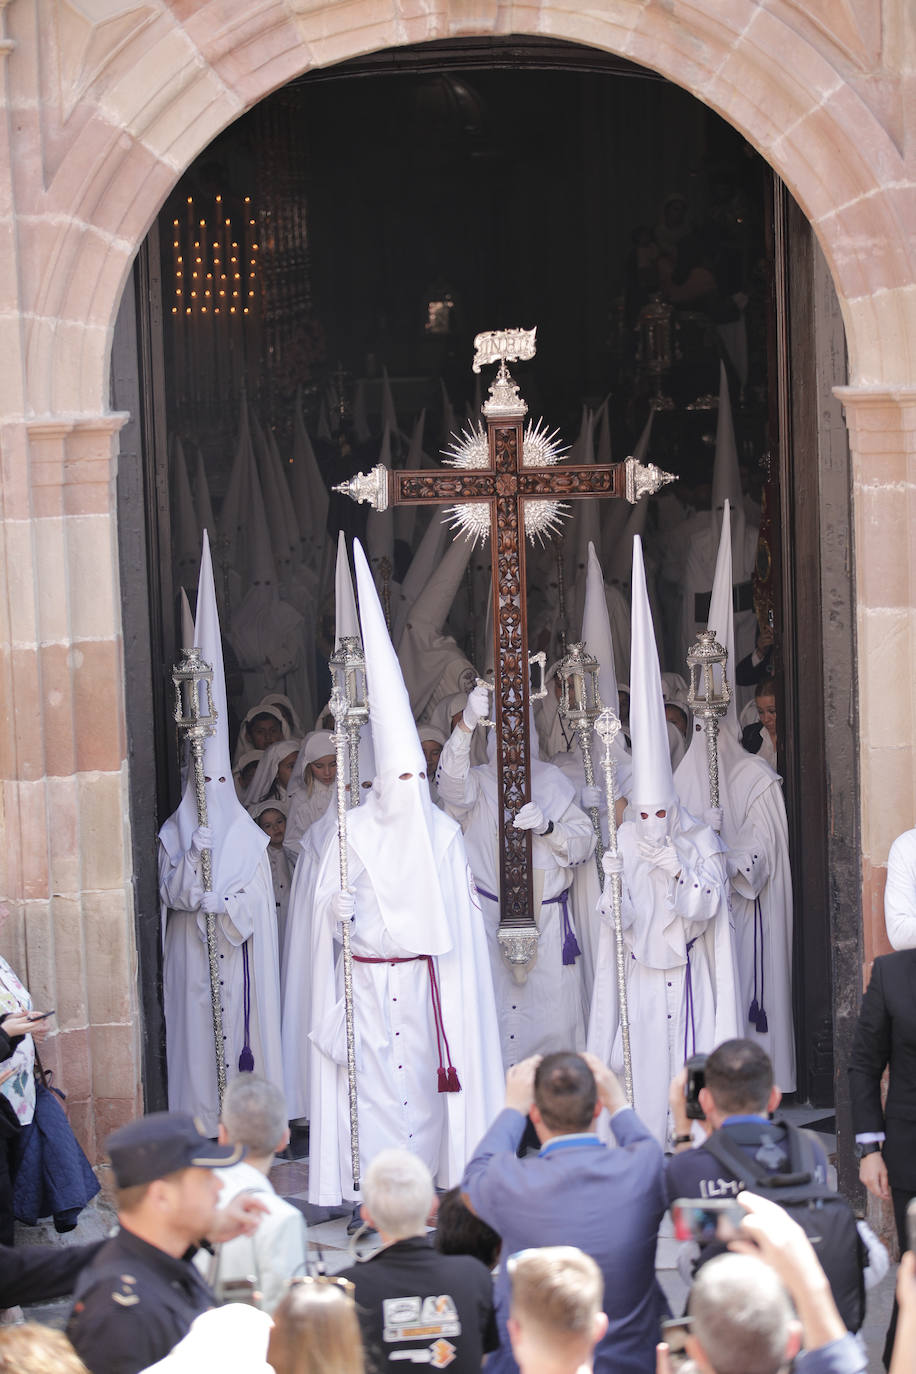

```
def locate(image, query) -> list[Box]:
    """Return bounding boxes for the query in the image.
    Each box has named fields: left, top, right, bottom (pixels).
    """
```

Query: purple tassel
left=562, top=927, right=582, bottom=967
left=748, top=998, right=759, bottom=1024
left=445, top=1066, right=461, bottom=1092
left=238, top=1046, right=254, bottom=1072
left=437, top=1067, right=449, bottom=1093
left=755, top=1008, right=768, bottom=1034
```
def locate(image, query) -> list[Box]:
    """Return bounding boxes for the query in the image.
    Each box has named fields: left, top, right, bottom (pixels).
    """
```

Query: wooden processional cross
left=335, top=327, right=673, bottom=972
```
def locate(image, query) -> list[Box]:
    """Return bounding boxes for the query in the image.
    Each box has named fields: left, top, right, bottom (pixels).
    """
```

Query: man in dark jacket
left=66, top=1112, right=262, bottom=1374
left=339, top=1149, right=497, bottom=1374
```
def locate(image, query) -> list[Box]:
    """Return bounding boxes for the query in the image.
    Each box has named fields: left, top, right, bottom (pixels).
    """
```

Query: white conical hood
left=317, top=395, right=331, bottom=442
left=397, top=531, right=477, bottom=720
left=582, top=542, right=619, bottom=717
left=334, top=531, right=360, bottom=644
left=381, top=366, right=398, bottom=436
left=629, top=535, right=674, bottom=806
left=440, top=378, right=456, bottom=442
left=607, top=410, right=655, bottom=583
left=711, top=362, right=743, bottom=528
left=352, top=379, right=371, bottom=444
left=705, top=498, right=740, bottom=737
left=595, top=397, right=611, bottom=465
left=392, top=512, right=449, bottom=646
left=404, top=525, right=474, bottom=634
left=394, top=410, right=427, bottom=545
left=291, top=394, right=329, bottom=552
left=220, top=395, right=252, bottom=573
left=172, top=437, right=200, bottom=587
left=179, top=587, right=195, bottom=654
left=352, top=540, right=451, bottom=954
left=193, top=447, right=217, bottom=540
left=267, top=427, right=301, bottom=555
left=366, top=427, right=395, bottom=595
left=159, top=531, right=268, bottom=889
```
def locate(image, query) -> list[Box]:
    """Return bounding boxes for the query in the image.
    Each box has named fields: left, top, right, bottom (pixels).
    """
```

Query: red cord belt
left=351, top=954, right=460, bottom=1092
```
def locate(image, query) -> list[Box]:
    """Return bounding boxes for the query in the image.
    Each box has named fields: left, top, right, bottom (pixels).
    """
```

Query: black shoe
left=347, top=1205, right=375, bottom=1237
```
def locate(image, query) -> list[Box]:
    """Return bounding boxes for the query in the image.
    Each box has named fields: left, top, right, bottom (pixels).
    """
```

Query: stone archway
left=0, top=0, right=912, bottom=1151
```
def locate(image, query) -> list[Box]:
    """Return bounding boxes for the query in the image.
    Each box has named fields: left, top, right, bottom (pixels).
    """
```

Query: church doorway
left=114, top=37, right=858, bottom=1175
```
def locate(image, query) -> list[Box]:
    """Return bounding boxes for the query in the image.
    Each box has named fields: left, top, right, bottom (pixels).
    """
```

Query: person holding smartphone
left=0, top=900, right=53, bottom=1258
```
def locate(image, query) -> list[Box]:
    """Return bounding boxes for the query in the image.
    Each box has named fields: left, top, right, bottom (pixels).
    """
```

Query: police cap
left=106, top=1111, right=244, bottom=1187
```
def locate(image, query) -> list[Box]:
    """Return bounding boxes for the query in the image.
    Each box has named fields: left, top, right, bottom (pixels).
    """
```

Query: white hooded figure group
left=588, top=535, right=741, bottom=1146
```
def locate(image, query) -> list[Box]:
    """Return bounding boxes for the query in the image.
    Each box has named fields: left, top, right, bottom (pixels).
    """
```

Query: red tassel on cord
left=445, top=1066, right=461, bottom=1093
left=437, top=1068, right=449, bottom=1093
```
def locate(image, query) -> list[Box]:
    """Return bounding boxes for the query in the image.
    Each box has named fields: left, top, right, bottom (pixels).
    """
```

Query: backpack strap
left=702, top=1124, right=814, bottom=1190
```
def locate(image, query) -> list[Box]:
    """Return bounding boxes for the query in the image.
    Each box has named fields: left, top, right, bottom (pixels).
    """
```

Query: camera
left=684, top=1053, right=707, bottom=1120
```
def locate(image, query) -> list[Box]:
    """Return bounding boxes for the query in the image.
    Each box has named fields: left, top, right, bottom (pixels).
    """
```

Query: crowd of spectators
left=0, top=1040, right=910, bottom=1374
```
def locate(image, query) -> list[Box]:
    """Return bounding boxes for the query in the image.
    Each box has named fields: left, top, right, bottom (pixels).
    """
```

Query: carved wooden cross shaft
left=335, top=357, right=672, bottom=970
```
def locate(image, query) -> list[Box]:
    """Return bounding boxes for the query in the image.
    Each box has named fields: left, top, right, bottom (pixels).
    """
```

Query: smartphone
left=660, top=1317, right=693, bottom=1372
left=906, top=1198, right=916, bottom=1255
left=27, top=1010, right=54, bottom=1021
left=684, top=1054, right=707, bottom=1121
left=671, top=1198, right=745, bottom=1245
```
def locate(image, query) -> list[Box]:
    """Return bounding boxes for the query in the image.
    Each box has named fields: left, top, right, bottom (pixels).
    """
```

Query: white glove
left=602, top=850, right=624, bottom=878
left=636, top=839, right=681, bottom=877
left=189, top=825, right=214, bottom=863
left=513, top=801, right=546, bottom=833
left=330, top=891, right=356, bottom=925
left=462, top=684, right=491, bottom=731
left=703, top=807, right=723, bottom=834
left=581, top=785, right=602, bottom=811
left=200, top=890, right=225, bottom=915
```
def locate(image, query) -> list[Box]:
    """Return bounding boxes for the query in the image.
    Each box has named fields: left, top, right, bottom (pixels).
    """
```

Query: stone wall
left=0, top=0, right=913, bottom=1151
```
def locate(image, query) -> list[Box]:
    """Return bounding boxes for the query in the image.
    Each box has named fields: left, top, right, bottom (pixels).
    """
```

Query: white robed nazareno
left=438, top=720, right=595, bottom=1067
left=306, top=541, right=503, bottom=1205
left=587, top=535, right=739, bottom=1146
left=675, top=502, right=794, bottom=1090
left=159, top=532, right=283, bottom=1138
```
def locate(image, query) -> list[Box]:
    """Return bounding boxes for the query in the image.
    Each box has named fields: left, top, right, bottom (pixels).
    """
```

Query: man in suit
left=461, top=1051, right=666, bottom=1374
left=848, top=948, right=916, bottom=1366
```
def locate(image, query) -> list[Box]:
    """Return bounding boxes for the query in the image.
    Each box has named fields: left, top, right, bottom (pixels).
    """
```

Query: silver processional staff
left=171, top=647, right=227, bottom=1113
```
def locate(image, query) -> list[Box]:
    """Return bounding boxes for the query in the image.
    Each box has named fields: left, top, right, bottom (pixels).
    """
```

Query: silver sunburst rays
left=441, top=418, right=570, bottom=546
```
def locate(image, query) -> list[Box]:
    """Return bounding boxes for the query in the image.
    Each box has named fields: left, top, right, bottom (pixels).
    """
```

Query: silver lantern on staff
left=556, top=641, right=605, bottom=874
left=686, top=628, right=731, bottom=811
left=171, top=647, right=227, bottom=1112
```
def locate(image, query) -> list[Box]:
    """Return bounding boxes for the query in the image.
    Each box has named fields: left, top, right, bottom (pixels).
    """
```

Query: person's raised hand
left=513, top=802, right=545, bottom=833
left=757, top=625, right=775, bottom=652
left=1, top=1013, right=35, bottom=1040
left=330, top=891, right=356, bottom=926
left=637, top=840, right=681, bottom=877
left=602, top=850, right=624, bottom=878
left=859, top=1149, right=890, bottom=1201
left=668, top=1065, right=691, bottom=1136
left=505, top=1055, right=542, bottom=1116
left=462, top=684, right=491, bottom=732
left=189, top=825, right=214, bottom=863
left=703, top=807, right=723, bottom=834
left=207, top=1192, right=269, bottom=1243
left=199, top=890, right=225, bottom=916
left=581, top=1051, right=626, bottom=1116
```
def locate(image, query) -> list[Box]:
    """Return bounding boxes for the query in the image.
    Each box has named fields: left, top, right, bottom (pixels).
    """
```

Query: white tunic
left=159, top=847, right=284, bottom=1138
left=587, top=812, right=740, bottom=1145
left=437, top=727, right=596, bottom=1066
left=675, top=726, right=795, bottom=1091
left=306, top=799, right=503, bottom=1206
left=885, top=827, right=916, bottom=951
